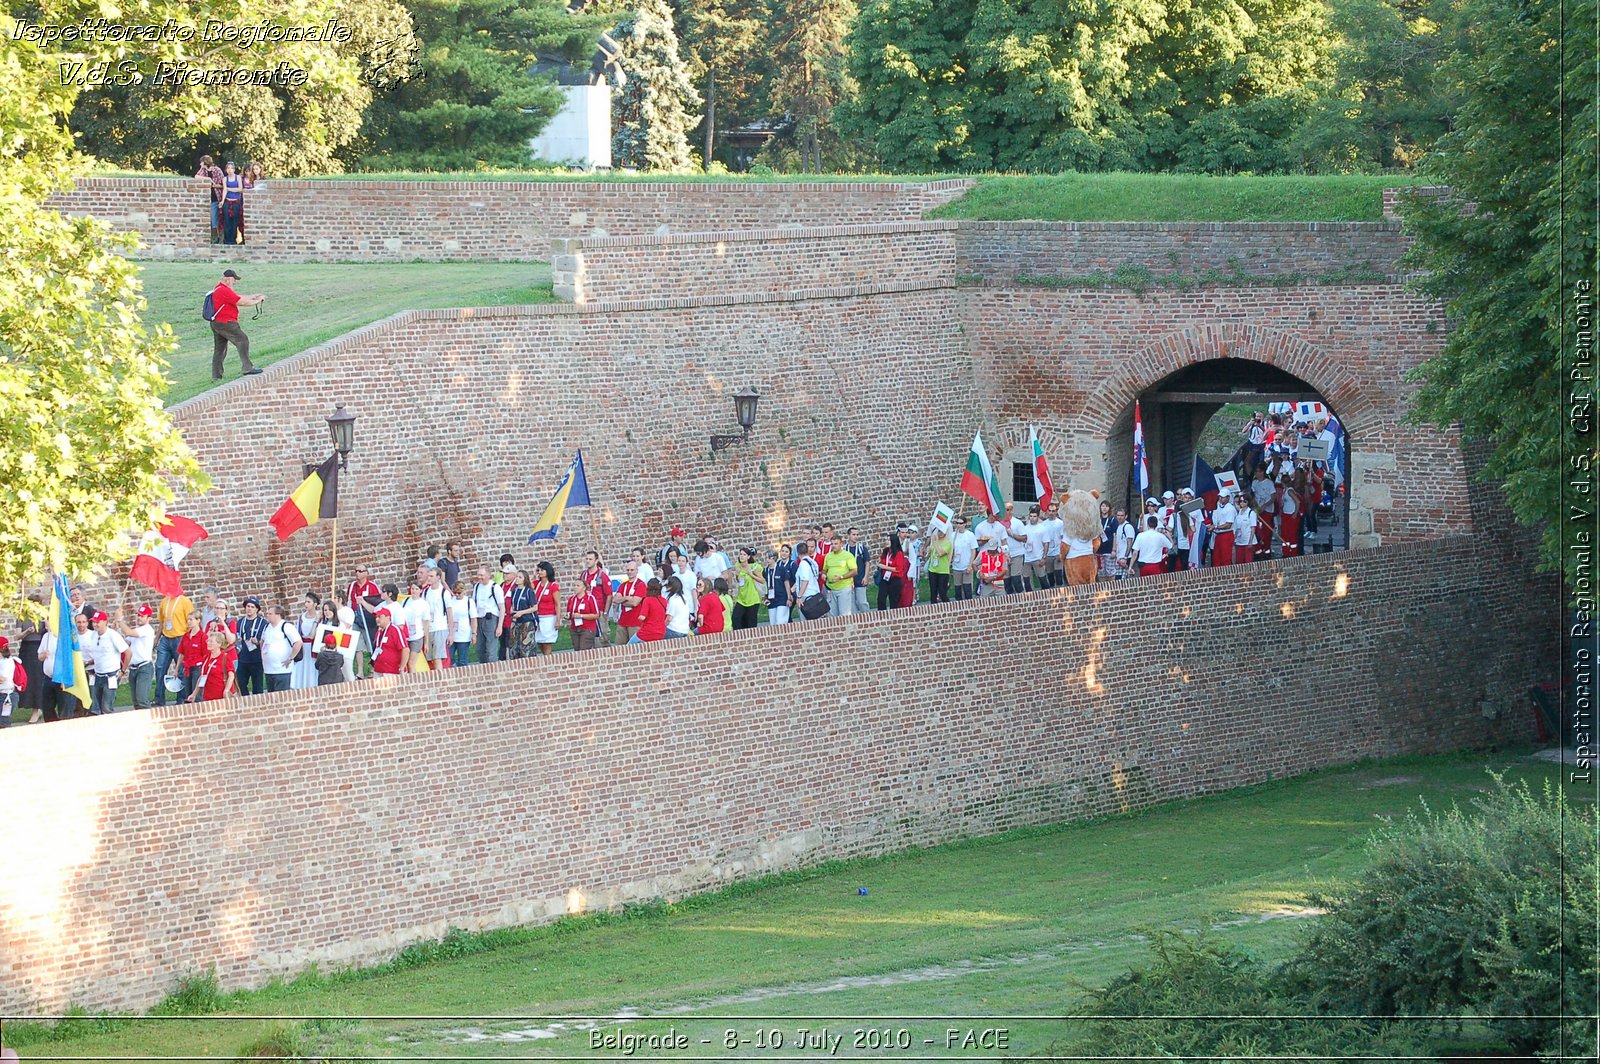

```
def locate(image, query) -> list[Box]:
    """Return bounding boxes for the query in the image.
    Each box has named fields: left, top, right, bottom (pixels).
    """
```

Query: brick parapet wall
left=44, top=177, right=975, bottom=262
left=954, top=220, right=1411, bottom=285
left=0, top=536, right=1552, bottom=1013
left=552, top=222, right=960, bottom=303
left=1382, top=185, right=1454, bottom=221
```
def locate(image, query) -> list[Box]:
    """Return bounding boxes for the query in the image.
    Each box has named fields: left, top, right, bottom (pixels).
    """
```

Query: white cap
left=1146, top=497, right=1160, bottom=506
left=1162, top=490, right=1175, bottom=500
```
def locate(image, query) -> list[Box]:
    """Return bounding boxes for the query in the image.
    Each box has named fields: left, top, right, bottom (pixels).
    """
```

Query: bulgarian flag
left=1028, top=424, right=1054, bottom=509
left=269, top=454, right=340, bottom=540
left=129, top=514, right=209, bottom=596
left=960, top=430, right=1006, bottom=516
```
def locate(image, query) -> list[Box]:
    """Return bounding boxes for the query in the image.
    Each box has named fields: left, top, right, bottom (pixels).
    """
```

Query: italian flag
left=1028, top=424, right=1054, bottom=510
left=960, top=431, right=1006, bottom=516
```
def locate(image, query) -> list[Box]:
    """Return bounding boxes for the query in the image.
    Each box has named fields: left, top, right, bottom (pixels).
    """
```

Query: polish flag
left=130, top=515, right=209, bottom=597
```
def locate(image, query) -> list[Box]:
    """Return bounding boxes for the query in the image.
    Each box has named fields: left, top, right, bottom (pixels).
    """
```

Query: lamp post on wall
left=710, top=389, right=761, bottom=452
left=299, top=403, right=357, bottom=600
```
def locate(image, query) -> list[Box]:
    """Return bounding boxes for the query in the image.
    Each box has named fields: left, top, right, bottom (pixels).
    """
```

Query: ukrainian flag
left=527, top=451, right=591, bottom=544
left=49, top=575, right=91, bottom=707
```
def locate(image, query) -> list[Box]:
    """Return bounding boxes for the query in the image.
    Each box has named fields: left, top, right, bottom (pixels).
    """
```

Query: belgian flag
left=269, top=454, right=340, bottom=540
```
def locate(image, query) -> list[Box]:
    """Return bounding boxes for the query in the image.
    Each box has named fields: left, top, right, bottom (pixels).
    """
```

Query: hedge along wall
left=0, top=536, right=1550, bottom=1013
left=551, top=222, right=961, bottom=303
left=42, top=177, right=975, bottom=262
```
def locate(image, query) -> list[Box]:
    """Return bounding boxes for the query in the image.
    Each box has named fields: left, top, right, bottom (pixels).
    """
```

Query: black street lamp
left=304, top=403, right=357, bottom=477
left=710, top=389, right=760, bottom=452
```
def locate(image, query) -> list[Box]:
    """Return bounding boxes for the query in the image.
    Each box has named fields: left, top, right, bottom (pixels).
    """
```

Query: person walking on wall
left=206, top=269, right=265, bottom=380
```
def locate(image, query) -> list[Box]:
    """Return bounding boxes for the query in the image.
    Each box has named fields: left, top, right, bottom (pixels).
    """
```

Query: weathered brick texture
left=44, top=177, right=974, bottom=262
left=954, top=220, right=1411, bottom=284
left=0, top=538, right=1551, bottom=1014
left=554, top=222, right=959, bottom=304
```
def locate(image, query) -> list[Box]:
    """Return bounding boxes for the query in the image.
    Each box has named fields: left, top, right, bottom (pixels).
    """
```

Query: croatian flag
left=1132, top=401, right=1150, bottom=497
left=1190, top=454, right=1221, bottom=508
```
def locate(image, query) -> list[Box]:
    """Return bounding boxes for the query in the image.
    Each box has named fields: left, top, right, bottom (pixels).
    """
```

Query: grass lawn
left=928, top=172, right=1423, bottom=222
left=139, top=262, right=555, bottom=406
left=7, top=749, right=1578, bottom=1061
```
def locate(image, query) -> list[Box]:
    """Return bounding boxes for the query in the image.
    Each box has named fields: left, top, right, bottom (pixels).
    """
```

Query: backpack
left=201, top=288, right=219, bottom=322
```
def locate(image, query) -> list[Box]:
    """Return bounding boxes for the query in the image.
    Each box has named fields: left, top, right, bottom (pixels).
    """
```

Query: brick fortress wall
left=44, top=177, right=974, bottom=262
left=0, top=537, right=1551, bottom=1013
left=552, top=222, right=960, bottom=303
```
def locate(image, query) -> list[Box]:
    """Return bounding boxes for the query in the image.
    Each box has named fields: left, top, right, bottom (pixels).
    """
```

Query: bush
left=1285, top=776, right=1597, bottom=1059
left=1053, top=931, right=1429, bottom=1061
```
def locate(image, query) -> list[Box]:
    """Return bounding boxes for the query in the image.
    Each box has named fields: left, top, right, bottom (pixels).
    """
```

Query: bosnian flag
left=129, top=515, right=209, bottom=596
left=960, top=431, right=1006, bottom=516
left=1132, top=401, right=1150, bottom=497
left=1190, top=454, right=1221, bottom=508
left=1028, top=425, right=1055, bottom=509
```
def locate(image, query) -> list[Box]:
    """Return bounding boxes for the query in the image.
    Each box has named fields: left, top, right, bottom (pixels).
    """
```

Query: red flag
left=158, top=515, right=209, bottom=549
left=130, top=553, right=183, bottom=597
left=130, top=515, right=208, bottom=596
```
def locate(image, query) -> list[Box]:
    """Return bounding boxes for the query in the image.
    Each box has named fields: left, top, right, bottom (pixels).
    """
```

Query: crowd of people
left=0, top=412, right=1341, bottom=728
left=195, top=153, right=265, bottom=246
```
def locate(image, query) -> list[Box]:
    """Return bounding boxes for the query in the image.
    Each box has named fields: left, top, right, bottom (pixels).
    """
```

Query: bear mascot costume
left=1061, top=488, right=1104, bottom=585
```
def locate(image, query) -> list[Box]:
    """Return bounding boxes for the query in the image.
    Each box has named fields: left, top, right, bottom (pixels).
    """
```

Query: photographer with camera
left=204, top=268, right=266, bottom=380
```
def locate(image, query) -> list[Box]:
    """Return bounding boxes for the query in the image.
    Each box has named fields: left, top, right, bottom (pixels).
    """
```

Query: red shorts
left=1139, top=562, right=1165, bottom=577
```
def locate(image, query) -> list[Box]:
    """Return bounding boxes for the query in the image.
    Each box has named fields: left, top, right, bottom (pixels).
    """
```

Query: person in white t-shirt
left=693, top=540, right=729, bottom=583
left=1233, top=497, right=1259, bottom=562
left=1131, top=517, right=1171, bottom=577
left=664, top=575, right=694, bottom=637
left=629, top=547, right=656, bottom=585
left=82, top=611, right=129, bottom=715
left=1007, top=507, right=1049, bottom=591
left=1110, top=509, right=1137, bottom=578
left=791, top=542, right=821, bottom=617
left=115, top=604, right=158, bottom=710
left=1211, top=492, right=1239, bottom=566
left=950, top=516, right=979, bottom=599
left=446, top=579, right=471, bottom=666
left=1041, top=501, right=1066, bottom=587
left=422, top=568, right=452, bottom=666
left=402, top=581, right=431, bottom=655
left=260, top=603, right=302, bottom=693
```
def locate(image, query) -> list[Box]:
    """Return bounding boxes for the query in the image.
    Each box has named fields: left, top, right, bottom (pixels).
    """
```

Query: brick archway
left=1075, top=324, right=1388, bottom=441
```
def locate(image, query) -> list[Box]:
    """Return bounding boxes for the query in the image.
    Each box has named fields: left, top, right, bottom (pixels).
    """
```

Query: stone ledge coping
left=559, top=220, right=959, bottom=251
left=58, top=176, right=976, bottom=194
left=9, top=535, right=1461, bottom=736
left=168, top=281, right=957, bottom=417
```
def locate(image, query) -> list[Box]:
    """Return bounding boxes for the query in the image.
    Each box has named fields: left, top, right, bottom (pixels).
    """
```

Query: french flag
left=1132, top=401, right=1150, bottom=497
left=129, top=515, right=208, bottom=597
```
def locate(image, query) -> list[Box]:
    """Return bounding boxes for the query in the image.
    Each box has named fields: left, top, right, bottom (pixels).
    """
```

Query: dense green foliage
left=68, top=0, right=416, bottom=176
left=1287, top=777, right=1597, bottom=1059
left=1401, top=0, right=1598, bottom=584
left=358, top=0, right=598, bottom=170
left=605, top=0, right=701, bottom=170
left=1070, top=776, right=1596, bottom=1063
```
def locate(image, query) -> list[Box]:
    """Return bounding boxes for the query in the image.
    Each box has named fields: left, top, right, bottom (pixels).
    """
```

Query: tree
left=0, top=1, right=366, bottom=615
left=69, top=0, right=416, bottom=176
left=764, top=0, right=857, bottom=172
left=1403, top=0, right=1597, bottom=584
left=607, top=0, right=701, bottom=170
left=677, top=0, right=764, bottom=166
left=359, top=0, right=600, bottom=171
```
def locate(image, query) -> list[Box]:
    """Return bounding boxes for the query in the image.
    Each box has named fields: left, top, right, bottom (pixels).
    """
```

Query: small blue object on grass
left=858, top=887, right=869, bottom=896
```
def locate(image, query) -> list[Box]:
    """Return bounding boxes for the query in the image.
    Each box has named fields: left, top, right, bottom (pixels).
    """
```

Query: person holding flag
left=46, top=575, right=92, bottom=720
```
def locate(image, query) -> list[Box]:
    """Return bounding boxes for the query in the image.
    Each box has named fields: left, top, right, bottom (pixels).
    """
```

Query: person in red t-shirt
left=187, top=632, right=235, bottom=703
left=581, top=550, right=611, bottom=643
left=177, top=613, right=210, bottom=703
left=532, top=561, right=560, bottom=656
left=207, top=268, right=265, bottom=380
left=371, top=608, right=410, bottom=675
left=346, top=565, right=382, bottom=674
left=566, top=571, right=601, bottom=652
left=497, top=554, right=518, bottom=661
left=694, top=577, right=726, bottom=634
left=630, top=579, right=667, bottom=643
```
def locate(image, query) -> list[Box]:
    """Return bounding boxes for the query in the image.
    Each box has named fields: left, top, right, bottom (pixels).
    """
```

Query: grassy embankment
left=138, top=262, right=555, bottom=406
left=8, top=749, right=1573, bottom=1061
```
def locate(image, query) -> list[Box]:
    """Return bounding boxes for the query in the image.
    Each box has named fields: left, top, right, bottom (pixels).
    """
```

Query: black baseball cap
left=222, top=269, right=240, bottom=279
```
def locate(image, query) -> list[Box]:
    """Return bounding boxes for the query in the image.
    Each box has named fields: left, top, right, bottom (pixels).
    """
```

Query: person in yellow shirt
left=823, top=542, right=859, bottom=617
left=729, top=547, right=766, bottom=630
left=154, top=592, right=194, bottom=707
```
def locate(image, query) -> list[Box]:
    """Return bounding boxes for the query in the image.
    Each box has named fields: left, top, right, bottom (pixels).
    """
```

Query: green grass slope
left=10, top=749, right=1573, bottom=1061
left=138, top=262, right=555, bottom=405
